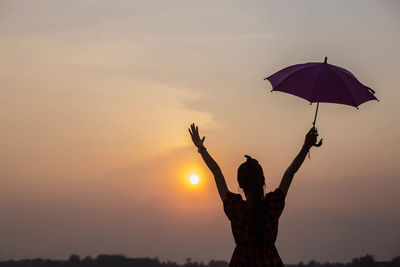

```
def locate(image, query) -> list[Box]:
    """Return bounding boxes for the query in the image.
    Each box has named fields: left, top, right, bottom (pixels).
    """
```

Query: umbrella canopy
left=265, top=57, right=378, bottom=108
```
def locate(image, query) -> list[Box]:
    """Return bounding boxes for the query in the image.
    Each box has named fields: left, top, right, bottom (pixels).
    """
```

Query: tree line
left=1, top=254, right=399, bottom=267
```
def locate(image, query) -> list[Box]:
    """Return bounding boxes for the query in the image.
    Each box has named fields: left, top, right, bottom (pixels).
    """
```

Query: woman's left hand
left=188, top=123, right=206, bottom=149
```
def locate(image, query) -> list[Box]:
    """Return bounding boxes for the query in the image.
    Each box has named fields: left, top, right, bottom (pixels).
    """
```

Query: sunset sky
left=1, top=0, right=399, bottom=264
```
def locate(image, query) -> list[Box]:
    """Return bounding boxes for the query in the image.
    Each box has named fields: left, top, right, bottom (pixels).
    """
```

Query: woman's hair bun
left=244, top=155, right=258, bottom=164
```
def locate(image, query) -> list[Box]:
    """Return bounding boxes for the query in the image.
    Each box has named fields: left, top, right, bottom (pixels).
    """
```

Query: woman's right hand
left=188, top=123, right=206, bottom=149
left=304, top=127, right=323, bottom=150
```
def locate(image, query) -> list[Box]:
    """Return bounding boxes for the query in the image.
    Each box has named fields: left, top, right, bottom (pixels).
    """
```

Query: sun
left=189, top=174, right=200, bottom=185
left=182, top=166, right=204, bottom=188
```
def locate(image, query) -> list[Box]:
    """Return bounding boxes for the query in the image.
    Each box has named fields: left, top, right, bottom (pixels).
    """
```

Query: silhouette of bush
left=351, top=254, right=376, bottom=267
left=389, top=256, right=400, bottom=266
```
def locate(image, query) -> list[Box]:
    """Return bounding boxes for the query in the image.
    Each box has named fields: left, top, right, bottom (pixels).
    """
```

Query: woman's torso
left=223, top=188, right=285, bottom=267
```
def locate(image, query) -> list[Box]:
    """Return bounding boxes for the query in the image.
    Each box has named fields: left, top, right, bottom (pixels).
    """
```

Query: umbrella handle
left=314, top=139, right=323, bottom=147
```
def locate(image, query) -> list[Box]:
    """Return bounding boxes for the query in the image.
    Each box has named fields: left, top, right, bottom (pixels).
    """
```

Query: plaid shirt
left=223, top=188, right=285, bottom=267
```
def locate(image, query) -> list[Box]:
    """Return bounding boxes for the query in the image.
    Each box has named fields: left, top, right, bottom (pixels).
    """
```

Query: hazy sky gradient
left=1, top=0, right=399, bottom=264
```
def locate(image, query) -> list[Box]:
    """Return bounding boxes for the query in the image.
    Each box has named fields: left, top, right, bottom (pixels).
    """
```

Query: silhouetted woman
left=189, top=123, right=321, bottom=267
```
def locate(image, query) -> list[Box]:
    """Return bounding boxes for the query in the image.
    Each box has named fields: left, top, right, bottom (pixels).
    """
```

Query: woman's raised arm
left=189, top=123, right=229, bottom=201
left=279, top=127, right=322, bottom=197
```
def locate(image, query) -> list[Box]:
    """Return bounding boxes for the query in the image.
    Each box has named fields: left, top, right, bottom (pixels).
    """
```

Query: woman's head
left=237, top=155, right=265, bottom=197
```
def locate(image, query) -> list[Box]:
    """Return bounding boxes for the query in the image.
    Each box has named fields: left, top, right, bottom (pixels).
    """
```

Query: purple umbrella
left=265, top=57, right=378, bottom=128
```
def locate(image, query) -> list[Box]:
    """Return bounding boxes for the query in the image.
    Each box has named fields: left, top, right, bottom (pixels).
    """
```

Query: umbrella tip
left=324, top=57, right=327, bottom=63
